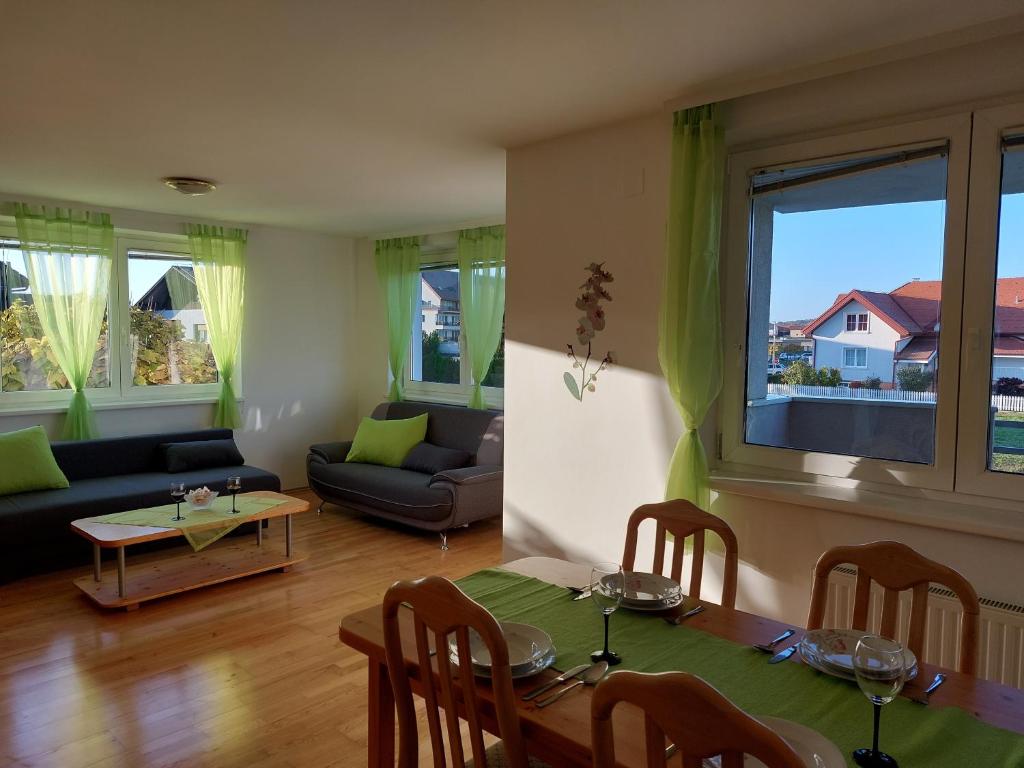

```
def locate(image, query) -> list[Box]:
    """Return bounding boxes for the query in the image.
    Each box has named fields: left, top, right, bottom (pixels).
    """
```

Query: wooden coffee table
left=70, top=490, right=310, bottom=610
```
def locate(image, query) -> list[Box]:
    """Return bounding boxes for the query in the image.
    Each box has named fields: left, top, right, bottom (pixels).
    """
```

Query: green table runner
left=457, top=568, right=1024, bottom=768
left=88, top=495, right=287, bottom=552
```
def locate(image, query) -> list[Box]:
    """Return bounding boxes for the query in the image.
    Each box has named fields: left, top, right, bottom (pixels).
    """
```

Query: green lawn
left=991, top=410, right=1024, bottom=472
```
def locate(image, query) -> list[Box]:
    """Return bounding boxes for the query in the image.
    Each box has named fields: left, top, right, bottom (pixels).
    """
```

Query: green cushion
left=0, top=426, right=70, bottom=496
left=345, top=414, right=428, bottom=468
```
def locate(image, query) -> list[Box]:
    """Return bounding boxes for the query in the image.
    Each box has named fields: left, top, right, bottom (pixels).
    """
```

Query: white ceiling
left=1, top=1, right=1022, bottom=237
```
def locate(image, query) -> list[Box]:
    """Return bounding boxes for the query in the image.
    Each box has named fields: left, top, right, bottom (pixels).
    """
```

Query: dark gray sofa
left=0, top=428, right=280, bottom=583
left=307, top=401, right=502, bottom=548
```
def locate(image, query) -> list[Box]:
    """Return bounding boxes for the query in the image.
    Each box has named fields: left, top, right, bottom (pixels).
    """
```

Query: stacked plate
left=599, top=571, right=683, bottom=611
left=449, top=622, right=556, bottom=679
left=799, top=628, right=918, bottom=682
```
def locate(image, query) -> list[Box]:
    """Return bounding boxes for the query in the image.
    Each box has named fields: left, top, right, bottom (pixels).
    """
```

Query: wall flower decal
left=564, top=262, right=614, bottom=401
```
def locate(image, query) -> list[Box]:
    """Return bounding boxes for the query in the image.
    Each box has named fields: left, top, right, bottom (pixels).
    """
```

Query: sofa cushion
left=162, top=438, right=245, bottom=473
left=308, top=461, right=452, bottom=522
left=379, top=401, right=502, bottom=463
left=0, top=426, right=69, bottom=496
left=345, top=414, right=428, bottom=467
left=400, top=442, right=471, bottom=475
left=51, top=429, right=235, bottom=482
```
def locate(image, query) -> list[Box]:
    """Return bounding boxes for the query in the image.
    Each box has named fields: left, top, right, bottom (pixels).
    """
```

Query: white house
left=803, top=278, right=1024, bottom=385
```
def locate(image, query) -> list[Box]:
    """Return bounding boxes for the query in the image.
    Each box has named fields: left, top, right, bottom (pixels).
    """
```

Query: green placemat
left=457, top=568, right=1024, bottom=768
left=89, top=495, right=287, bottom=551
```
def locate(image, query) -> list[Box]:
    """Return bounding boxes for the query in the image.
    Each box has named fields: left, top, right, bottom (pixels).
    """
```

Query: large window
left=742, top=143, right=949, bottom=465
left=127, top=251, right=217, bottom=387
left=406, top=259, right=503, bottom=404
left=0, top=230, right=227, bottom=410
left=1, top=240, right=110, bottom=395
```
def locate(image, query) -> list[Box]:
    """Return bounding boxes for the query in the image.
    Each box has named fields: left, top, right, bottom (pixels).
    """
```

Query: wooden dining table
left=338, top=556, right=1024, bottom=767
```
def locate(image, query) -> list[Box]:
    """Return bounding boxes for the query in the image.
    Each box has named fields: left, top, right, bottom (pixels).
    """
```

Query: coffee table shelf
left=70, top=491, right=310, bottom=611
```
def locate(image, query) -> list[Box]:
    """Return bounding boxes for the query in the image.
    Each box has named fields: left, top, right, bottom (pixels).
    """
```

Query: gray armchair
left=307, top=401, right=503, bottom=549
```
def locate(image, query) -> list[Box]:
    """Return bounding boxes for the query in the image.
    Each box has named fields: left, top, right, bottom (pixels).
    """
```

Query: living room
left=5, top=3, right=1024, bottom=768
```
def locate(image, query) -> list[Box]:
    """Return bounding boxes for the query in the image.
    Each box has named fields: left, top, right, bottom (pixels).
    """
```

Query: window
left=846, top=312, right=869, bottom=332
left=1, top=239, right=110, bottom=395
left=0, top=230, right=228, bottom=411
left=404, top=255, right=504, bottom=405
left=843, top=347, right=868, bottom=368
left=127, top=250, right=217, bottom=387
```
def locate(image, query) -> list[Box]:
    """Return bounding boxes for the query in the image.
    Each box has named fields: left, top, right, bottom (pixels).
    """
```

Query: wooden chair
left=591, top=671, right=804, bottom=768
left=622, top=500, right=739, bottom=608
left=383, top=575, right=533, bottom=768
left=806, top=540, right=980, bottom=674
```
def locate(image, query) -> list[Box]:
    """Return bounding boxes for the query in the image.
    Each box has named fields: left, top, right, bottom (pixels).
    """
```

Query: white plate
left=745, top=717, right=846, bottom=768
left=799, top=629, right=918, bottom=682
left=600, top=571, right=682, bottom=610
left=448, top=622, right=555, bottom=678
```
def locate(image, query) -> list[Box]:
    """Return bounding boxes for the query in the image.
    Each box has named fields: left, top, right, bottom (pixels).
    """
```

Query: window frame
left=845, top=312, right=869, bottom=332
left=0, top=225, right=233, bottom=413
left=843, top=347, right=868, bottom=369
left=720, top=113, right=971, bottom=492
left=401, top=250, right=503, bottom=409
left=955, top=103, right=1024, bottom=500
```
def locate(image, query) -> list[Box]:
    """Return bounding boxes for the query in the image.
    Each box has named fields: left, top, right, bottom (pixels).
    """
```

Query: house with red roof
left=801, top=278, right=1024, bottom=385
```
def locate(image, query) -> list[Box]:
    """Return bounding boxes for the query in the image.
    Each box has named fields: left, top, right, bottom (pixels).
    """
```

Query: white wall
left=812, top=301, right=902, bottom=382
left=0, top=199, right=359, bottom=490
left=502, top=32, right=1024, bottom=620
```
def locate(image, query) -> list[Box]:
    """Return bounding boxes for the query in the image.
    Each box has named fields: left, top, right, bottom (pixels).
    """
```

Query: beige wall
left=502, top=32, right=1024, bottom=622
left=0, top=200, right=359, bottom=490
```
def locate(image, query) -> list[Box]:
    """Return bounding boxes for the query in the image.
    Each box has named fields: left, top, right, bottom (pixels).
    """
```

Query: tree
left=780, top=359, right=817, bottom=385
left=781, top=342, right=805, bottom=354
left=767, top=341, right=781, bottom=363
left=994, top=377, right=1024, bottom=396
left=863, top=375, right=882, bottom=390
left=816, top=367, right=842, bottom=386
left=421, top=331, right=459, bottom=384
left=896, top=366, right=934, bottom=392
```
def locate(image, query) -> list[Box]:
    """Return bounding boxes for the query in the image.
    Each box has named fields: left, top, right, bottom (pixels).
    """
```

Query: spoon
left=535, top=661, right=609, bottom=707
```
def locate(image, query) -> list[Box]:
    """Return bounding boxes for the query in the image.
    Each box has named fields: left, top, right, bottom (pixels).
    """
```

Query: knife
left=768, top=643, right=799, bottom=664
left=521, top=664, right=590, bottom=701
left=909, top=673, right=946, bottom=705
left=572, top=589, right=592, bottom=601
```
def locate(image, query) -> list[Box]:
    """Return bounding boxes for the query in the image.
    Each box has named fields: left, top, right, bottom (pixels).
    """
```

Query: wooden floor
left=0, top=489, right=503, bottom=768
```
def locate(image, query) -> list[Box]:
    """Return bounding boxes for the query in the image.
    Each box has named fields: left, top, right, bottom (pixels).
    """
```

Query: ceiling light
left=162, top=177, right=217, bottom=196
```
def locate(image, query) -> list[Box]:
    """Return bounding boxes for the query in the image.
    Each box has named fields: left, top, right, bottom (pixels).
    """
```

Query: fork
left=663, top=604, right=705, bottom=625
left=753, top=628, right=796, bottom=653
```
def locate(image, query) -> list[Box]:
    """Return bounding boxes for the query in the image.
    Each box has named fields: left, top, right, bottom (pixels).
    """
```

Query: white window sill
left=0, top=396, right=241, bottom=418
left=710, top=469, right=1024, bottom=544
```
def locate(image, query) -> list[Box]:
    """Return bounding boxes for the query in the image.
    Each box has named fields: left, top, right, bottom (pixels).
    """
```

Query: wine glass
left=227, top=476, right=242, bottom=513
left=590, top=562, right=624, bottom=665
left=852, top=635, right=907, bottom=767
left=170, top=482, right=186, bottom=521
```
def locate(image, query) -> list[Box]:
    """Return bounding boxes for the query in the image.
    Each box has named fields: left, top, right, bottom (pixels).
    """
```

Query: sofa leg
left=439, top=531, right=449, bottom=551
left=317, top=502, right=324, bottom=516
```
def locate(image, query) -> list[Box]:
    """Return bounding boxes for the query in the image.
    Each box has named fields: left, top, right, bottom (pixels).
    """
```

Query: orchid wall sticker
left=564, top=262, right=615, bottom=402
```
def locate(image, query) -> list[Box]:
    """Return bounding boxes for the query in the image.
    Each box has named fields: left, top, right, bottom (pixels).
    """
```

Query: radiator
left=826, top=566, right=1024, bottom=689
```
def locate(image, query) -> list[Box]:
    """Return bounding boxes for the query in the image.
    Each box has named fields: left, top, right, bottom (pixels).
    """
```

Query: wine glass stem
left=872, top=702, right=881, bottom=756
left=602, top=612, right=611, bottom=655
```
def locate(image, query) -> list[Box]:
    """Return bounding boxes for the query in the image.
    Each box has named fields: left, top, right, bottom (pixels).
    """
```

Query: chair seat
left=466, top=742, right=550, bottom=768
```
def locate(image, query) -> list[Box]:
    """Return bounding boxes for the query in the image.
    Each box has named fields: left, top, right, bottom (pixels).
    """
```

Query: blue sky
left=768, top=193, right=1024, bottom=322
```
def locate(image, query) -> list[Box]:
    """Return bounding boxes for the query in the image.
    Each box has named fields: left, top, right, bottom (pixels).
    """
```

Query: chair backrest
left=382, top=576, right=527, bottom=768
left=622, top=500, right=739, bottom=608
left=806, top=540, right=980, bottom=674
left=591, top=671, right=804, bottom=768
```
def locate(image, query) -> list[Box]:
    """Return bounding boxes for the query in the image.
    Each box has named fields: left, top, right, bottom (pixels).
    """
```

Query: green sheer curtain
left=457, top=225, right=505, bottom=409
left=374, top=236, right=420, bottom=401
left=14, top=204, right=113, bottom=440
left=187, top=224, right=247, bottom=428
left=659, top=104, right=726, bottom=510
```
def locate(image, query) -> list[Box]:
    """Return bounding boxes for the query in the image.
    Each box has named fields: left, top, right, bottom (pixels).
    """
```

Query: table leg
left=286, top=514, right=293, bottom=557
left=93, top=544, right=101, bottom=582
left=367, top=658, right=395, bottom=768
left=117, top=546, right=126, bottom=598
left=256, top=519, right=263, bottom=547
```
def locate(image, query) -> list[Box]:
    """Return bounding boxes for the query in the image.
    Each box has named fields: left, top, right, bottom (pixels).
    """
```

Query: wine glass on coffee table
left=227, top=476, right=242, bottom=513
left=170, top=482, right=186, bottom=521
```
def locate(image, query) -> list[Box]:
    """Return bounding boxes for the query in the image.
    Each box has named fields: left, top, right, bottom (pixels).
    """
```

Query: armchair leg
left=317, top=502, right=324, bottom=516
left=439, top=531, right=449, bottom=551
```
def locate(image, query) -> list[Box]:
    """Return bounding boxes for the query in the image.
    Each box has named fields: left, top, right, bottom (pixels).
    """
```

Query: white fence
left=766, top=383, right=1024, bottom=413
